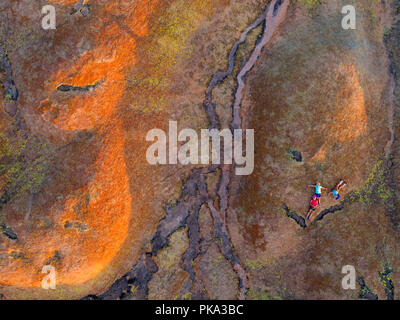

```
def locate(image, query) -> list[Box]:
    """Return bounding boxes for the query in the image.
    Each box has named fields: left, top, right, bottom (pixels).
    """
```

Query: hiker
left=306, top=195, right=319, bottom=221
left=331, top=179, right=347, bottom=200
left=309, top=182, right=327, bottom=205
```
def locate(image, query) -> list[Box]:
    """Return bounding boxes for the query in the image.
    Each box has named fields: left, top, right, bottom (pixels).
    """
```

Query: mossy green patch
left=0, top=133, right=53, bottom=219
left=295, top=0, right=321, bottom=16
left=354, top=159, right=393, bottom=205
left=247, top=288, right=281, bottom=300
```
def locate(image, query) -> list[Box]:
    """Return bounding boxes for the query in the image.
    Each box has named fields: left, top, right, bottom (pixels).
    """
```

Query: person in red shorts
left=306, top=195, right=319, bottom=221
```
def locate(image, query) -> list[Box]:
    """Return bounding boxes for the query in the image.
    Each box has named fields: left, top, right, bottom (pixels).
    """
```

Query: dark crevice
left=64, top=221, right=89, bottom=232
left=57, top=81, right=103, bottom=93
left=379, top=264, right=394, bottom=300
left=151, top=168, right=211, bottom=254
left=283, top=193, right=359, bottom=227
left=314, top=195, right=357, bottom=222
left=0, top=222, right=17, bottom=240
left=288, top=149, right=302, bottom=162
left=98, top=253, right=158, bottom=300
left=357, top=276, right=378, bottom=300
left=0, top=45, right=18, bottom=117
left=273, top=0, right=283, bottom=16
left=84, top=167, right=214, bottom=300
left=203, top=6, right=268, bottom=130
left=0, top=189, right=19, bottom=240
left=71, top=0, right=84, bottom=14
left=181, top=201, right=209, bottom=299
left=282, top=204, right=306, bottom=228
left=71, top=0, right=90, bottom=17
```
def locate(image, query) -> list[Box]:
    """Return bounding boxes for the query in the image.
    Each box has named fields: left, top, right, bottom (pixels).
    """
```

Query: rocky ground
left=0, top=0, right=399, bottom=300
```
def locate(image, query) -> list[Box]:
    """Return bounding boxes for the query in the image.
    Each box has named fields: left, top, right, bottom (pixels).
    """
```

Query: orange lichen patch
left=58, top=125, right=131, bottom=285
left=45, top=1, right=157, bottom=131
left=0, top=124, right=131, bottom=287
left=312, top=144, right=328, bottom=162
left=0, top=0, right=166, bottom=296
left=312, top=64, right=367, bottom=161
left=334, top=64, right=368, bottom=141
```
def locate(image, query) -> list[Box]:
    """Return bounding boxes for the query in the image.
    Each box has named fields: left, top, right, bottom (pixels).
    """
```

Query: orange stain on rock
left=58, top=125, right=132, bottom=285
left=312, top=64, right=367, bottom=161
left=0, top=0, right=162, bottom=294
left=47, top=2, right=155, bottom=131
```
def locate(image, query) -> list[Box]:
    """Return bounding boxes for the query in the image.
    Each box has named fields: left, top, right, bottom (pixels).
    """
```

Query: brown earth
left=229, top=0, right=400, bottom=299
